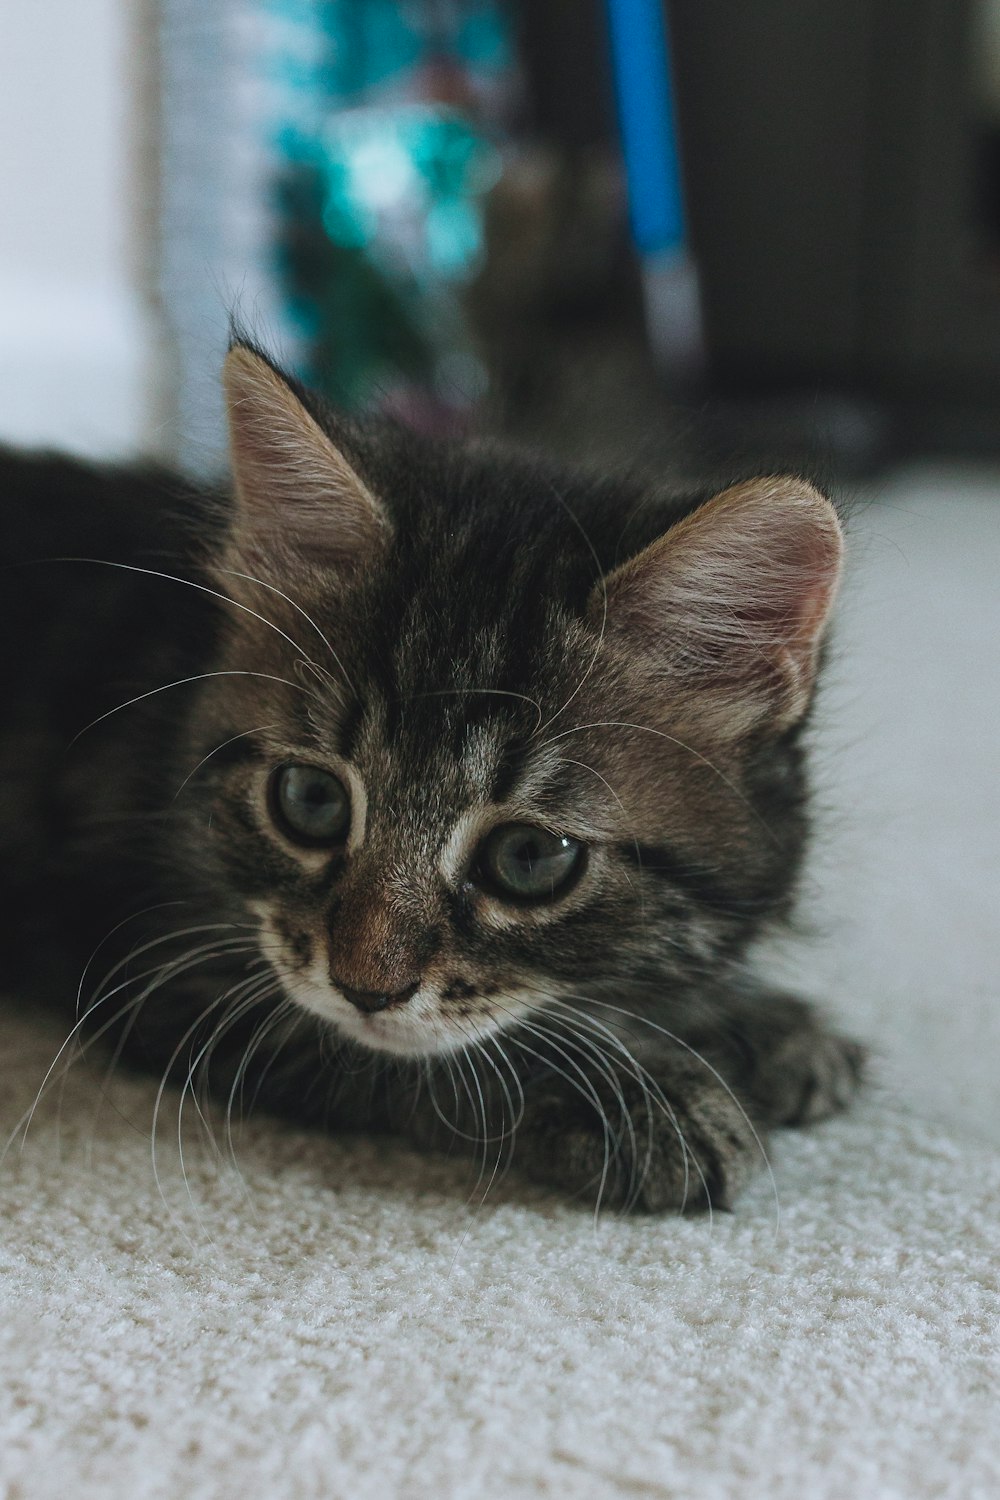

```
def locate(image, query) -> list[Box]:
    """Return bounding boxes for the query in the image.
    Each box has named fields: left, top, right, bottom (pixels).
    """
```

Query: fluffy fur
left=0, top=344, right=863, bottom=1212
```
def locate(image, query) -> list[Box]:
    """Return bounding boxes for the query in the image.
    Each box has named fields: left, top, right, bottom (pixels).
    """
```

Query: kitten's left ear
left=592, top=477, right=844, bottom=735
left=222, top=344, right=391, bottom=575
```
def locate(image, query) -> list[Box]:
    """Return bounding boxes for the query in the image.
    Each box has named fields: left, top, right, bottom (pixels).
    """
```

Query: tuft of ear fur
left=222, top=344, right=391, bottom=577
left=593, top=477, right=843, bottom=735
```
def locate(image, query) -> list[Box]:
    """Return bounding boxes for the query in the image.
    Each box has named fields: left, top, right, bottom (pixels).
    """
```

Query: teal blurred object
left=266, top=0, right=516, bottom=419
left=321, top=107, right=498, bottom=277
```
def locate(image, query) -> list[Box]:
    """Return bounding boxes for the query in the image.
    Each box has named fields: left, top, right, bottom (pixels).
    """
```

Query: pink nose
left=337, top=982, right=419, bottom=1015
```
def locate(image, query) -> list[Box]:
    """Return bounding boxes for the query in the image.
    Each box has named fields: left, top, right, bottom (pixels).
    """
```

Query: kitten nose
left=338, top=981, right=419, bottom=1015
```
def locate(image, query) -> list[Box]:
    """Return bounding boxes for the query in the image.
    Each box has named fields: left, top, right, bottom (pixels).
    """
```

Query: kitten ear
left=222, top=344, right=390, bottom=574
left=594, top=477, right=843, bottom=735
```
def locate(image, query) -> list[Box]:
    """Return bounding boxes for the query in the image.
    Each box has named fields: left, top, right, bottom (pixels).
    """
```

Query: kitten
left=0, top=342, right=863, bottom=1212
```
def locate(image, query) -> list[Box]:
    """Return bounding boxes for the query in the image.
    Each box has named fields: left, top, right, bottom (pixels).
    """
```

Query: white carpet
left=2, top=462, right=998, bottom=1500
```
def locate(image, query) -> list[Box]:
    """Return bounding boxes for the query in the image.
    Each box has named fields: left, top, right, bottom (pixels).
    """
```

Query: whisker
left=83, top=921, right=257, bottom=1022
left=533, top=1006, right=655, bottom=1216
left=31, top=556, right=328, bottom=680
left=536, top=718, right=777, bottom=840
left=510, top=1011, right=634, bottom=1222
left=149, top=981, right=261, bottom=1231
left=460, top=1042, right=494, bottom=1200
left=83, top=939, right=263, bottom=1150
left=492, top=1007, right=618, bottom=1223
left=220, top=993, right=290, bottom=1163
left=554, top=755, right=643, bottom=917
left=72, top=900, right=191, bottom=1020
left=481, top=1031, right=526, bottom=1138
left=5, top=928, right=255, bottom=1159
left=177, top=977, right=291, bottom=1218
left=172, top=723, right=277, bottom=800
left=403, top=687, right=543, bottom=734
left=425, top=1049, right=477, bottom=1144
left=221, top=1027, right=276, bottom=1175
left=242, top=998, right=304, bottom=1120
left=216, top=566, right=358, bottom=700
left=564, top=995, right=781, bottom=1238
left=542, top=999, right=705, bottom=1216
left=178, top=968, right=275, bottom=1159
left=442, top=1029, right=520, bottom=1256
left=67, top=670, right=312, bottom=749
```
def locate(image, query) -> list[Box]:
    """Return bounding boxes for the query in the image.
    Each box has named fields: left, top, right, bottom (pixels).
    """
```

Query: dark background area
left=515, top=0, right=1000, bottom=470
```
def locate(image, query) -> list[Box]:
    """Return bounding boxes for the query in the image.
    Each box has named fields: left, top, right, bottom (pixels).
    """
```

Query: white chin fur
left=330, top=1006, right=479, bottom=1058
left=281, top=967, right=493, bottom=1058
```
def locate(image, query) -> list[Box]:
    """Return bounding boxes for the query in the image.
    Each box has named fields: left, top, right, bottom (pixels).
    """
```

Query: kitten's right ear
left=222, top=344, right=391, bottom=576
left=592, top=476, right=843, bottom=737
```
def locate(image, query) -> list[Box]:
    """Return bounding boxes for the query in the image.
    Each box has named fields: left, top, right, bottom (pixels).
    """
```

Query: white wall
left=0, top=0, right=161, bottom=456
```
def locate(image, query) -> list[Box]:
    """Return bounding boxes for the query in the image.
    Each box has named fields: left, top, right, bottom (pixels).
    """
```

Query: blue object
left=604, top=0, right=686, bottom=256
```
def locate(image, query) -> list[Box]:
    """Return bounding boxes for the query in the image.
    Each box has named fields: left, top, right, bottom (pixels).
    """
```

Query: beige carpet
left=2, top=463, right=998, bottom=1499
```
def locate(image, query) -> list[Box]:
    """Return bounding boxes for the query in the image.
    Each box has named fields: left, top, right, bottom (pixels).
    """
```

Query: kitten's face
left=196, top=608, right=745, bottom=1058
left=181, top=347, right=842, bottom=1059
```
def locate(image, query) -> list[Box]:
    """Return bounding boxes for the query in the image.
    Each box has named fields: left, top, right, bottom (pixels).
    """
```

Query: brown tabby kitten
left=0, top=343, right=862, bottom=1212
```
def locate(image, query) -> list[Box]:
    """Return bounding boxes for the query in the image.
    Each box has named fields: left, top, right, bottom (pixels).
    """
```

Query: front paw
left=515, top=1065, right=765, bottom=1214
left=747, top=1026, right=866, bottom=1126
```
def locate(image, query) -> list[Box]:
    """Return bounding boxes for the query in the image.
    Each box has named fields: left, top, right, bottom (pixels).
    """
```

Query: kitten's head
left=181, top=344, right=842, bottom=1057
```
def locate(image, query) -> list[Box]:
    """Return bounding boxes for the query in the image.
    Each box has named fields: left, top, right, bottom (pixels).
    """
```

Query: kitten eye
left=270, top=764, right=350, bottom=846
left=475, top=823, right=585, bottom=902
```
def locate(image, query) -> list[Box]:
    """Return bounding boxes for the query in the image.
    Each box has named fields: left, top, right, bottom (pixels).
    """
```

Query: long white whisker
left=177, top=968, right=274, bottom=1165
left=404, top=687, right=543, bottom=733
left=222, top=1019, right=276, bottom=1171
left=536, top=719, right=776, bottom=839
left=37, top=556, right=327, bottom=679
left=68, top=670, right=311, bottom=749
left=494, top=1007, right=617, bottom=1223
left=5, top=929, right=254, bottom=1159
left=83, top=940, right=262, bottom=1151
left=449, top=1029, right=518, bottom=1232
left=242, top=998, right=303, bottom=1119
left=177, top=977, right=291, bottom=1220
left=543, top=999, right=705, bottom=1216
left=83, top=922, right=257, bottom=1022
left=216, top=566, right=358, bottom=699
left=570, top=996, right=780, bottom=1238
left=460, top=1045, right=492, bottom=1198
left=172, top=724, right=277, bottom=800
left=72, top=900, right=190, bottom=1020
left=150, top=982, right=257, bottom=1231
left=481, top=1031, right=526, bottom=1138
left=510, top=1011, right=631, bottom=1223
left=424, top=1053, right=458, bottom=1139
left=554, top=755, right=642, bottom=916
left=222, top=990, right=290, bottom=1166
left=533, top=1007, right=652, bottom=1216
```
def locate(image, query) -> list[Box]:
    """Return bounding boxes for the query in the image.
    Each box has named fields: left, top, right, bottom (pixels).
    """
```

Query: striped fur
left=0, top=347, right=862, bottom=1212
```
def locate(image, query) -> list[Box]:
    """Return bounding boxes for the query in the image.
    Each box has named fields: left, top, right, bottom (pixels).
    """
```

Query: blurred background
left=7, top=0, right=1000, bottom=479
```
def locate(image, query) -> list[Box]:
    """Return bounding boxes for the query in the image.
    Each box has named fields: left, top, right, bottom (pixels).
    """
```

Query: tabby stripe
left=620, top=843, right=737, bottom=913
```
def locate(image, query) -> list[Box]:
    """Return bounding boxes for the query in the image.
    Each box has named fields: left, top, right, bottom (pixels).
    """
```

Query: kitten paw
left=748, top=1028, right=866, bottom=1127
left=516, top=1066, right=765, bottom=1214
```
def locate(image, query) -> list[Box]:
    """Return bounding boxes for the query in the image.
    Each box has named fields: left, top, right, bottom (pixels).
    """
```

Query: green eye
left=476, top=824, right=585, bottom=902
left=270, top=764, right=350, bottom=846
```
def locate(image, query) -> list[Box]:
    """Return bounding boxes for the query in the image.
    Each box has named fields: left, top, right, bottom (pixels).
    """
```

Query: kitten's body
left=0, top=350, right=862, bottom=1211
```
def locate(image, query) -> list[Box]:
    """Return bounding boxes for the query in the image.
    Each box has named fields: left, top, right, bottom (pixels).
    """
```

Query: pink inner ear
left=707, top=496, right=842, bottom=640
left=600, top=478, right=844, bottom=728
